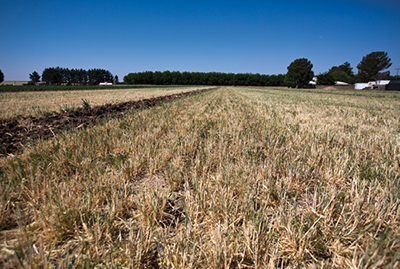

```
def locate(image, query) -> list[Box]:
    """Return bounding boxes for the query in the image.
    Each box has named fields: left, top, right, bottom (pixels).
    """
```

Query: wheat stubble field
left=0, top=86, right=209, bottom=120
left=0, top=87, right=399, bottom=268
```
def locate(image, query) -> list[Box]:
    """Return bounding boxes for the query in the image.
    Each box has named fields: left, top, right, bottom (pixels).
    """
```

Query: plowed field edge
left=0, top=88, right=215, bottom=155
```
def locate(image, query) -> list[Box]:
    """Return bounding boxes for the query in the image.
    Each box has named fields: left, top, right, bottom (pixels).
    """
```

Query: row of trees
left=285, top=51, right=393, bottom=87
left=317, top=51, right=393, bottom=85
left=36, top=67, right=115, bottom=85
left=1, top=51, right=394, bottom=88
left=124, top=52, right=393, bottom=88
left=316, top=53, right=393, bottom=85
left=124, top=71, right=286, bottom=86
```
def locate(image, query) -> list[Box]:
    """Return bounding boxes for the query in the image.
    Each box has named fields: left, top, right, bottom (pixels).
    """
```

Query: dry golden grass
left=0, top=86, right=210, bottom=120
left=0, top=87, right=399, bottom=268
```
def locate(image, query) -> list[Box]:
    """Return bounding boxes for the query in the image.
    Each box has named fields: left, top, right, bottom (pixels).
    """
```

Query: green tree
left=284, top=58, right=314, bottom=88
left=123, top=71, right=286, bottom=86
left=0, top=69, right=4, bottom=83
left=29, top=71, right=41, bottom=84
left=338, top=62, right=354, bottom=77
left=268, top=74, right=286, bottom=86
left=77, top=69, right=88, bottom=85
left=316, top=72, right=335, bottom=85
left=42, top=67, right=63, bottom=84
left=329, top=67, right=352, bottom=83
left=87, top=69, right=113, bottom=85
left=114, top=75, right=119, bottom=84
left=69, top=69, right=79, bottom=85
left=356, top=51, right=392, bottom=82
left=316, top=62, right=355, bottom=85
left=60, top=67, right=70, bottom=84
left=153, top=72, right=162, bottom=84
left=328, top=62, right=355, bottom=84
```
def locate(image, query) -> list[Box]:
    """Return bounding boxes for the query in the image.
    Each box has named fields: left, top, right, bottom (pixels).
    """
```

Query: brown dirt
left=0, top=89, right=212, bottom=156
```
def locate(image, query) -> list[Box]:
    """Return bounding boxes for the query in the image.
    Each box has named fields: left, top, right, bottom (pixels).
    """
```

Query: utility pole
left=395, top=68, right=400, bottom=78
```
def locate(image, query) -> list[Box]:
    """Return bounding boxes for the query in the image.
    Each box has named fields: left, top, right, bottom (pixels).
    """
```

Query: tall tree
left=284, top=58, right=314, bottom=88
left=329, top=67, right=353, bottom=84
left=69, top=69, right=79, bottom=85
left=87, top=69, right=113, bottom=85
left=29, top=71, right=41, bottom=84
left=338, top=62, right=354, bottom=77
left=60, top=67, right=70, bottom=84
left=77, top=69, right=88, bottom=85
left=316, top=72, right=335, bottom=85
left=42, top=67, right=63, bottom=85
left=356, top=51, right=392, bottom=82
left=0, top=69, right=4, bottom=83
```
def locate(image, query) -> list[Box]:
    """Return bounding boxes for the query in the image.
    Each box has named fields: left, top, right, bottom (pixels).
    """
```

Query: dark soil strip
left=0, top=88, right=213, bottom=155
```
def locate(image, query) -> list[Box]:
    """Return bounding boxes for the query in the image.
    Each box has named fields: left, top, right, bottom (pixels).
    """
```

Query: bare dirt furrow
left=0, top=88, right=212, bottom=155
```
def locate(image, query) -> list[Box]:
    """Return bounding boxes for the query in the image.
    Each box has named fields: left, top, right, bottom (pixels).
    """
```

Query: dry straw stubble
left=0, top=87, right=399, bottom=268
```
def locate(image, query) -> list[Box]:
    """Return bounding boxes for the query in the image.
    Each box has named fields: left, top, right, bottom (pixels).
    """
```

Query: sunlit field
left=0, top=86, right=209, bottom=120
left=0, top=87, right=399, bottom=268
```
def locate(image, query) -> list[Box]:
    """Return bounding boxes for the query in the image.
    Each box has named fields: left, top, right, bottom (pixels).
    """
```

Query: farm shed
left=377, top=80, right=390, bottom=86
left=386, top=80, right=400, bottom=91
left=355, top=83, right=369, bottom=90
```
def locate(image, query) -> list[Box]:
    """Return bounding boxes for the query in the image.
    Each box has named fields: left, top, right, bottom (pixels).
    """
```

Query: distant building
left=308, top=77, right=317, bottom=85
left=335, top=81, right=349, bottom=86
left=355, top=80, right=391, bottom=90
left=377, top=80, right=390, bottom=86
left=386, top=80, right=400, bottom=91
left=354, top=83, right=370, bottom=90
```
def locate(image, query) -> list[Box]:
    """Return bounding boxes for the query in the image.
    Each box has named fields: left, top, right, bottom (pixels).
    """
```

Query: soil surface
left=1, top=89, right=211, bottom=155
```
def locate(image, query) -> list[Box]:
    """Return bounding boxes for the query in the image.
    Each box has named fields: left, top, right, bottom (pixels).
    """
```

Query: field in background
left=0, top=87, right=399, bottom=268
left=0, top=85, right=170, bottom=91
left=0, top=86, right=209, bottom=120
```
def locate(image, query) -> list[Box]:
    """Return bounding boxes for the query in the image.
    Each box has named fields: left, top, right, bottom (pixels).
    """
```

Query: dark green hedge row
left=41, top=67, right=114, bottom=85
left=124, top=71, right=286, bottom=86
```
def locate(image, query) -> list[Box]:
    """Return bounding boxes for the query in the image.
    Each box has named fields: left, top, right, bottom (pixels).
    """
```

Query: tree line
left=124, top=52, right=394, bottom=88
left=39, top=67, right=114, bottom=85
left=284, top=51, right=394, bottom=88
left=316, top=51, right=393, bottom=85
left=1, top=51, right=395, bottom=88
left=124, top=71, right=286, bottom=86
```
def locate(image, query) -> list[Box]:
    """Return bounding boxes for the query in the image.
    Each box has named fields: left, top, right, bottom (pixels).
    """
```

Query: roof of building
left=335, top=81, right=349, bottom=86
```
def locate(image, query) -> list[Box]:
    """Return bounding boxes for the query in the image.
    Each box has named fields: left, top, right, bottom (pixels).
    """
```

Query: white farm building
left=354, top=80, right=391, bottom=90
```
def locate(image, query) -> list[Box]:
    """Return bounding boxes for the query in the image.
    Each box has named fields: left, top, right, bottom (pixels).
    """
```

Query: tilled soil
left=0, top=88, right=211, bottom=155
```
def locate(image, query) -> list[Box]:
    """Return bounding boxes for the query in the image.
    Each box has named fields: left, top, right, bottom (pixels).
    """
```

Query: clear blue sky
left=1, top=0, right=399, bottom=81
